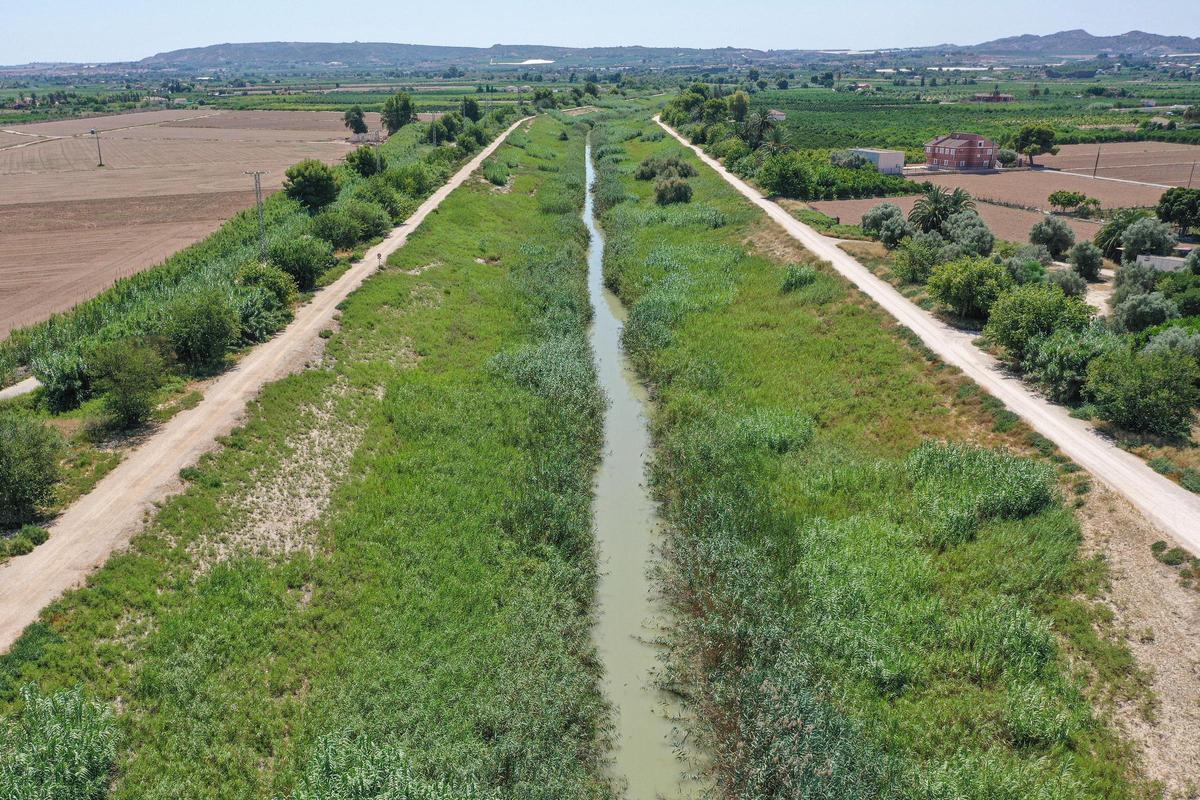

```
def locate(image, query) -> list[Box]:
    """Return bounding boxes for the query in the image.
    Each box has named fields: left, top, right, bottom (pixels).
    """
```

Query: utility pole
left=1189, top=161, right=1197, bottom=189
left=1092, top=145, right=1101, bottom=178
left=90, top=128, right=103, bottom=167
left=244, top=170, right=268, bottom=261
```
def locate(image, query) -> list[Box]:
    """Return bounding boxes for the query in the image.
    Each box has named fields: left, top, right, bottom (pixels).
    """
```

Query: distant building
left=1136, top=254, right=1188, bottom=272
left=972, top=92, right=1016, bottom=102
left=767, top=109, right=787, bottom=122
left=924, top=132, right=997, bottom=170
left=850, top=148, right=905, bottom=175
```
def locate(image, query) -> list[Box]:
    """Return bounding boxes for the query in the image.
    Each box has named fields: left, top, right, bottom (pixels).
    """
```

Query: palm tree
left=908, top=185, right=975, bottom=233
left=1094, top=208, right=1152, bottom=261
left=741, top=110, right=775, bottom=150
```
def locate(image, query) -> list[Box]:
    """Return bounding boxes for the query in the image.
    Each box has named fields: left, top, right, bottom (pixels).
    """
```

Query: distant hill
left=965, top=29, right=1200, bottom=57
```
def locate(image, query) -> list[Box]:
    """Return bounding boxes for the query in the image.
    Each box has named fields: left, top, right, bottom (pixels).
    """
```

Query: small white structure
left=851, top=148, right=906, bottom=175
left=1136, top=254, right=1188, bottom=272
left=767, top=109, right=787, bottom=122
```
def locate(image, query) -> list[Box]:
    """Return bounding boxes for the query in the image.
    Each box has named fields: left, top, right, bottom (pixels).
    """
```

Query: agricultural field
left=920, top=169, right=1169, bottom=210
left=0, top=109, right=378, bottom=334
left=1039, top=141, right=1200, bottom=187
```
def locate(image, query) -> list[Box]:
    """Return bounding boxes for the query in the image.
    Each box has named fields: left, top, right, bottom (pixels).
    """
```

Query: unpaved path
left=0, top=117, right=532, bottom=653
left=658, top=116, right=1200, bottom=556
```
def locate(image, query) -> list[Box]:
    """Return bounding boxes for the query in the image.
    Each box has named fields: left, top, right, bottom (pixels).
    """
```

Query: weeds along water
left=0, top=117, right=617, bottom=799
left=594, top=114, right=1149, bottom=800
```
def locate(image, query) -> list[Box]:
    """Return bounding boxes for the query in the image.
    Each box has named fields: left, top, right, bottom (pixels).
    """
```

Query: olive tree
left=1068, top=241, right=1104, bottom=281
left=1113, top=291, right=1179, bottom=333
left=1120, top=216, right=1176, bottom=264
left=1029, top=215, right=1075, bottom=260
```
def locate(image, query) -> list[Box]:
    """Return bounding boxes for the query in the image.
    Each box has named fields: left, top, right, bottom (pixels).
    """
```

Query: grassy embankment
left=595, top=116, right=1151, bottom=799
left=0, top=116, right=613, bottom=800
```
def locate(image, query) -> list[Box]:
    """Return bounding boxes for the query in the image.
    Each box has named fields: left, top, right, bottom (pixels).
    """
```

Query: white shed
left=850, top=148, right=906, bottom=175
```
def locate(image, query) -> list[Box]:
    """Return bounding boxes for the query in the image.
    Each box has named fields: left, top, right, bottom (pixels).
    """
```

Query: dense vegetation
left=0, top=117, right=612, bottom=799
left=598, top=115, right=1144, bottom=800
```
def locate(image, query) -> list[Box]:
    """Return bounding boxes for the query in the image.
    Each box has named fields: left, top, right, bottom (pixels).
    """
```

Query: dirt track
left=658, top=116, right=1200, bottom=557
left=0, top=116, right=532, bottom=654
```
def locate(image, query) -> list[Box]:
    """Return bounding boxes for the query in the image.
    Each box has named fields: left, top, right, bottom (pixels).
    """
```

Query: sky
left=6, top=0, right=1200, bottom=64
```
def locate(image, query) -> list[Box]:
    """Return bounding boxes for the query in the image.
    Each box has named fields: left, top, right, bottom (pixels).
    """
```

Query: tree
left=740, top=110, right=775, bottom=149
left=728, top=91, right=750, bottom=122
left=996, top=148, right=1018, bottom=168
left=776, top=78, right=789, bottom=90
left=268, top=235, right=334, bottom=291
left=861, top=202, right=905, bottom=235
left=284, top=159, right=338, bottom=212
left=1086, top=348, right=1199, bottom=438
left=927, top=256, right=1013, bottom=319
left=1094, top=208, right=1152, bottom=261
left=345, top=145, right=385, bottom=178
left=583, top=81, right=600, bottom=98
left=909, top=185, right=974, bottom=233
left=1048, top=190, right=1087, bottom=213
left=380, top=92, right=415, bottom=135
left=1029, top=215, right=1075, bottom=260
left=1156, top=187, right=1200, bottom=235
left=1113, top=291, right=1179, bottom=333
left=1120, top=216, right=1177, bottom=263
left=1047, top=268, right=1087, bottom=298
left=1068, top=241, right=1104, bottom=281
left=941, top=210, right=994, bottom=256
left=878, top=216, right=913, bottom=249
left=91, top=339, right=163, bottom=429
left=1011, top=125, right=1059, bottom=167
left=165, top=290, right=239, bottom=370
left=342, top=105, right=367, bottom=135
left=892, top=234, right=943, bottom=283
left=461, top=96, right=481, bottom=122
left=1025, top=325, right=1121, bottom=402
left=984, top=283, right=1093, bottom=361
left=0, top=412, right=63, bottom=528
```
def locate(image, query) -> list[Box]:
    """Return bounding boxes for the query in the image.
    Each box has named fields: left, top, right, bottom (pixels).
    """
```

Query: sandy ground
left=0, top=110, right=379, bottom=336
left=661, top=116, right=1200, bottom=793
left=1040, top=142, right=1200, bottom=188
left=0, top=116, right=533, bottom=654
left=920, top=169, right=1165, bottom=209
left=810, top=195, right=1103, bottom=243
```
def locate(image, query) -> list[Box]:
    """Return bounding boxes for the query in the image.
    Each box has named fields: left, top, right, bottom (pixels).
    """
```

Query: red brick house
left=924, top=132, right=997, bottom=170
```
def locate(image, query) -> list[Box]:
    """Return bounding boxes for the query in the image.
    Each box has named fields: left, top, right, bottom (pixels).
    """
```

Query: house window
left=959, top=160, right=965, bottom=167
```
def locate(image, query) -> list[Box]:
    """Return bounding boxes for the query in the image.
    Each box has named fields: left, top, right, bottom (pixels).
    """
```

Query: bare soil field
left=921, top=169, right=1164, bottom=210
left=0, top=110, right=373, bottom=335
left=1039, top=141, right=1200, bottom=187
left=811, top=195, right=1103, bottom=243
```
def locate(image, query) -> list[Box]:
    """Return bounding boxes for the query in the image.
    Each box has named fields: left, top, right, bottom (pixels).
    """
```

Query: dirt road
left=0, top=117, right=532, bottom=653
left=658, top=116, right=1200, bottom=555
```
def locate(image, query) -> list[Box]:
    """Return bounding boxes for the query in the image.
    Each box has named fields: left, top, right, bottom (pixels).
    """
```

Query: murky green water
left=585, top=139, right=698, bottom=799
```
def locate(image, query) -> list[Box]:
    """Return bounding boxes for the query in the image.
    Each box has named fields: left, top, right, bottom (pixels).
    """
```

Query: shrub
left=941, top=210, right=994, bottom=256
left=1113, top=291, right=1179, bottom=333
left=878, top=215, right=913, bottom=249
left=1144, top=326, right=1200, bottom=360
left=654, top=177, right=693, bottom=205
left=1086, top=347, right=1200, bottom=438
left=1112, top=261, right=1160, bottom=304
left=927, top=256, right=1013, bottom=320
left=237, top=262, right=298, bottom=307
left=231, top=286, right=286, bottom=344
left=634, top=153, right=697, bottom=180
left=1120, top=216, right=1176, bottom=263
left=283, top=159, right=339, bottom=211
left=310, top=209, right=362, bottom=251
left=1029, top=215, right=1075, bottom=260
left=780, top=264, right=818, bottom=293
left=985, top=284, right=1093, bottom=361
left=482, top=158, right=509, bottom=186
left=91, top=339, right=164, bottom=429
left=861, top=202, right=905, bottom=235
left=0, top=412, right=63, bottom=528
left=996, top=148, right=1019, bottom=167
left=164, top=290, right=239, bottom=370
left=383, top=162, right=436, bottom=197
left=342, top=199, right=392, bottom=240
left=1046, top=269, right=1086, bottom=298
left=1068, top=241, right=1104, bottom=281
left=0, top=685, right=118, bottom=800
left=268, top=235, right=335, bottom=291
left=30, top=348, right=92, bottom=412
left=892, top=234, right=942, bottom=283
left=345, top=145, right=386, bottom=178
left=1024, top=324, right=1122, bottom=403
left=353, top=177, right=412, bottom=222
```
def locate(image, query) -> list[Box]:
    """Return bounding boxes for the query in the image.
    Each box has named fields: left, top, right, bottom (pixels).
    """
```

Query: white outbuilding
left=850, top=148, right=905, bottom=175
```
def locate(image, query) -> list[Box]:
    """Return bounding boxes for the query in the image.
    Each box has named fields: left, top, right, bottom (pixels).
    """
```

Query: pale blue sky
left=6, top=0, right=1199, bottom=65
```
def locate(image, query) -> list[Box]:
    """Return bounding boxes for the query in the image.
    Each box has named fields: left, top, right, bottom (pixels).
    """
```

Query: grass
left=598, top=114, right=1149, bottom=800
left=0, top=116, right=612, bottom=799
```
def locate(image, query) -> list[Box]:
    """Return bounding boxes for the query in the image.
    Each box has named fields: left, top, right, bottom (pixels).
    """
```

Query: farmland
left=0, top=110, right=377, bottom=334
left=1040, top=141, right=1200, bottom=187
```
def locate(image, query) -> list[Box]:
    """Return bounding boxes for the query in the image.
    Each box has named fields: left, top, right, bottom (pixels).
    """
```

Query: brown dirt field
left=810, top=196, right=1102, bottom=244
left=1040, top=142, right=1200, bottom=188
left=0, top=110, right=370, bottom=336
left=922, top=170, right=1164, bottom=209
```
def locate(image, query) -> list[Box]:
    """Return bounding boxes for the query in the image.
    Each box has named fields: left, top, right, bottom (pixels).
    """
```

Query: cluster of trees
left=1048, top=190, right=1100, bottom=217
left=635, top=153, right=696, bottom=205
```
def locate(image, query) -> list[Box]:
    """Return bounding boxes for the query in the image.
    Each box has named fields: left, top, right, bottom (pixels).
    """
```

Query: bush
left=1024, top=324, right=1122, bottom=403
left=1144, top=326, right=1200, bottom=360
left=283, top=159, right=339, bottom=212
left=353, top=176, right=413, bottom=223
left=0, top=412, right=63, bottom=528
left=1113, top=291, right=1179, bottom=333
left=942, top=210, right=994, bottom=256
left=237, top=262, right=298, bottom=307
left=383, top=162, right=436, bottom=197
left=634, top=153, right=697, bottom=180
left=30, top=348, right=92, bottom=412
left=996, top=148, right=1019, bottom=167
left=91, top=339, right=164, bottom=429
left=1120, top=216, right=1176, bottom=263
left=861, top=202, right=905, bottom=235
left=164, top=290, right=239, bottom=370
left=654, top=177, right=693, bottom=205
left=892, top=234, right=942, bottom=283
left=986, top=284, right=1093, bottom=361
left=342, top=199, right=392, bottom=240
left=1068, top=241, right=1104, bottom=281
left=1029, top=216, right=1075, bottom=260
left=1086, top=347, right=1200, bottom=437
left=0, top=685, right=118, bottom=800
left=1112, top=261, right=1160, bottom=304
left=1046, top=269, right=1087, bottom=299
left=781, top=264, right=818, bottom=293
left=927, top=256, right=1013, bottom=320
left=878, top=215, right=913, bottom=249
left=268, top=235, right=335, bottom=291
left=310, top=209, right=362, bottom=251
left=345, top=145, right=386, bottom=178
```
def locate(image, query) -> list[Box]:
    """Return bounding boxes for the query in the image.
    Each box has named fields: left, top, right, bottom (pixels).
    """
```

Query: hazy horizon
left=8, top=0, right=1200, bottom=65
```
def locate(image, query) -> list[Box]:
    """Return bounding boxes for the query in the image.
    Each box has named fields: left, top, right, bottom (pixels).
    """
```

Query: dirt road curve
left=0, top=117, right=532, bottom=654
left=658, top=116, right=1200, bottom=555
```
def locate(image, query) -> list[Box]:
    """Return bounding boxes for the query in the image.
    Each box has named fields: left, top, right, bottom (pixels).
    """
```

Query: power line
left=244, top=170, right=268, bottom=261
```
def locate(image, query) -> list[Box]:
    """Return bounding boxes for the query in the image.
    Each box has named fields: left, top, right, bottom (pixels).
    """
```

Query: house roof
left=925, top=132, right=995, bottom=149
